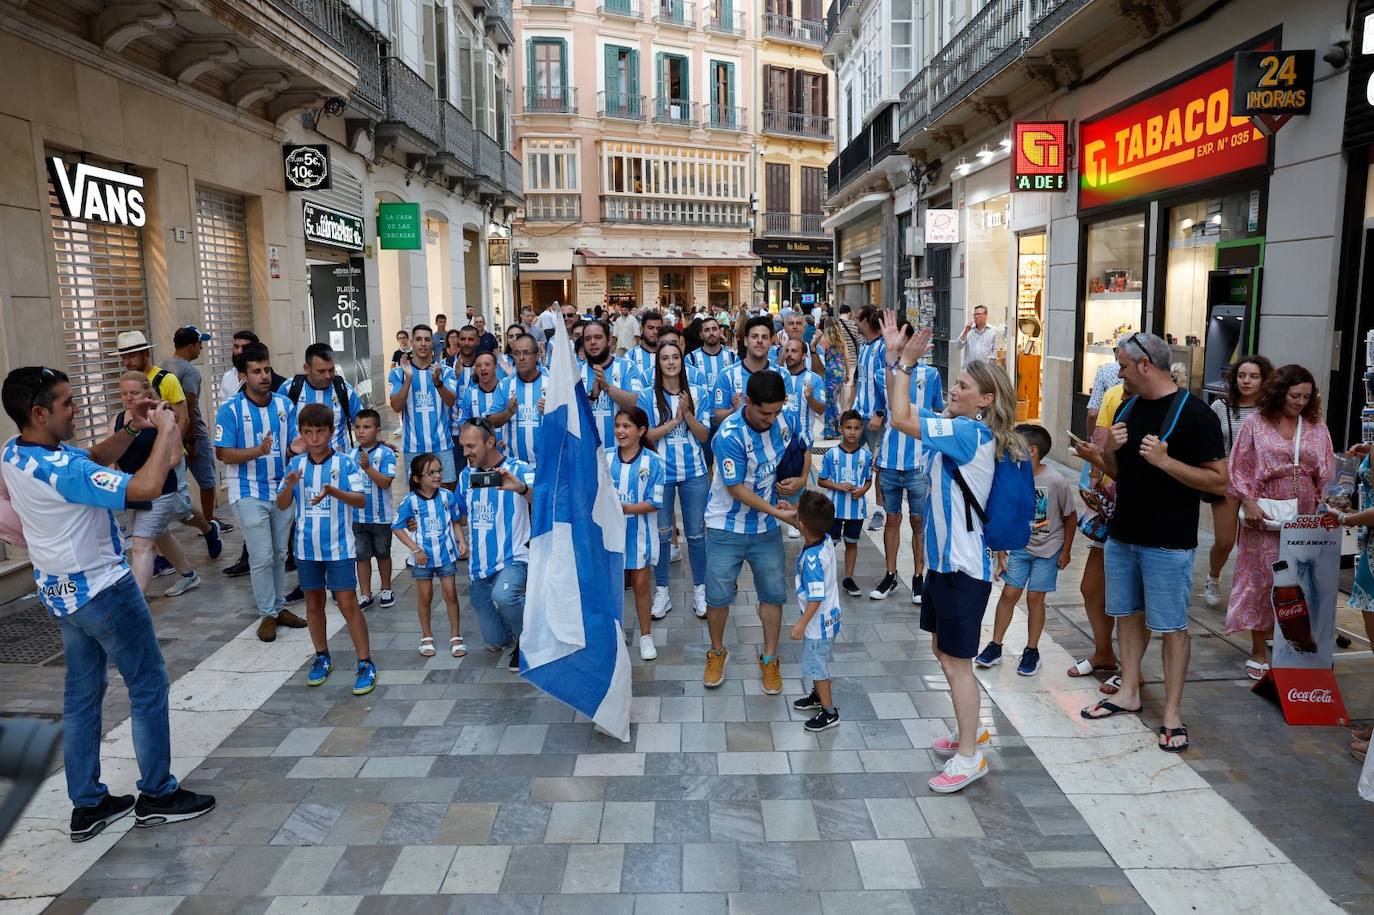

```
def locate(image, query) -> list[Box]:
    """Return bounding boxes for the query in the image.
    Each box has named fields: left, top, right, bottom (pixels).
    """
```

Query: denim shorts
left=879, top=467, right=929, bottom=516
left=920, top=569, right=993, bottom=659
left=1002, top=549, right=1060, bottom=593
left=412, top=560, right=459, bottom=581
left=705, top=526, right=786, bottom=607
left=184, top=440, right=216, bottom=490
left=404, top=448, right=457, bottom=485
left=129, top=489, right=192, bottom=539
left=297, top=557, right=358, bottom=592
left=828, top=518, right=863, bottom=544
left=353, top=523, right=392, bottom=562
left=1103, top=538, right=1194, bottom=633
left=801, top=637, right=834, bottom=683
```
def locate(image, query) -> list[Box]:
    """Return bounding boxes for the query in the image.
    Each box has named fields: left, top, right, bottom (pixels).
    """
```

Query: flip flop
left=1081, top=699, right=1142, bottom=720
left=1067, top=657, right=1119, bottom=677
left=1245, top=660, right=1270, bottom=681
left=1099, top=675, right=1123, bottom=695
left=1159, top=724, right=1189, bottom=753
left=1353, top=739, right=1369, bottom=762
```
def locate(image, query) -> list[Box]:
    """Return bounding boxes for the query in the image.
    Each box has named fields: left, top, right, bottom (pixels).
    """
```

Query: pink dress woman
left=1225, top=412, right=1334, bottom=634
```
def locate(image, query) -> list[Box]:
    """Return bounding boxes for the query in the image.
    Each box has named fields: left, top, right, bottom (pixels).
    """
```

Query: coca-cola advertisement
left=1272, top=516, right=1341, bottom=670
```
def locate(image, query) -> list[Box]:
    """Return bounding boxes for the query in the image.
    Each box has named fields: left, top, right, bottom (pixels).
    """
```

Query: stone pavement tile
left=353, top=896, right=453, bottom=915
left=743, top=695, right=792, bottom=722
left=543, top=895, right=635, bottom=915
left=322, top=846, right=403, bottom=895
left=632, top=894, right=727, bottom=915
left=817, top=890, right=917, bottom=915
left=724, top=723, right=773, bottom=752
left=452, top=724, right=504, bottom=755
left=769, top=722, right=819, bottom=752
left=439, top=845, right=512, bottom=894
left=531, top=776, right=606, bottom=802
left=789, top=751, right=863, bottom=775
left=84, top=898, right=183, bottom=914
left=499, top=844, right=569, bottom=894
left=852, top=840, right=922, bottom=890
left=600, top=800, right=656, bottom=844
left=726, top=891, right=823, bottom=915
left=654, top=799, right=710, bottom=843
left=401, top=699, right=455, bottom=727
left=644, top=752, right=718, bottom=776
left=262, top=845, right=348, bottom=896
left=795, top=840, right=863, bottom=892
left=317, top=727, right=374, bottom=757
left=718, top=752, right=790, bottom=775
left=201, top=845, right=290, bottom=896
left=542, top=723, right=594, bottom=755
left=864, top=797, right=931, bottom=839
left=447, top=894, right=543, bottom=914
left=261, top=897, right=362, bottom=915
left=660, top=697, right=705, bottom=722
left=323, top=803, right=394, bottom=845
left=681, top=722, right=727, bottom=752
left=271, top=727, right=335, bottom=757
left=574, top=753, right=645, bottom=776
left=144, top=845, right=240, bottom=895
left=358, top=756, right=436, bottom=778
left=964, top=835, right=1039, bottom=888
left=286, top=756, right=366, bottom=779
left=378, top=846, right=458, bottom=895
left=378, top=777, right=459, bottom=804
left=710, top=800, right=765, bottom=842
left=867, top=693, right=919, bottom=720
left=489, top=802, right=553, bottom=844
left=915, top=796, right=985, bottom=838
left=857, top=720, right=915, bottom=750
left=858, top=749, right=932, bottom=773
left=302, top=780, right=385, bottom=806
left=435, top=803, right=499, bottom=845
left=376, top=802, right=451, bottom=845
left=544, top=801, right=605, bottom=843
left=906, top=888, right=1011, bottom=913
left=173, top=897, right=272, bottom=915
left=737, top=840, right=801, bottom=891
left=812, top=722, right=868, bottom=751
left=761, top=799, right=820, bottom=841
left=562, top=843, right=627, bottom=894
left=497, top=724, right=549, bottom=755
left=905, top=839, right=983, bottom=889
left=683, top=842, right=742, bottom=892
left=814, top=798, right=878, bottom=840
left=635, top=722, right=683, bottom=753
left=704, top=696, right=748, bottom=722
left=620, top=843, right=683, bottom=893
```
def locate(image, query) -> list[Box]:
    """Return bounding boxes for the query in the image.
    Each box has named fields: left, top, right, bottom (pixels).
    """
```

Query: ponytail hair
left=961, top=360, right=1029, bottom=463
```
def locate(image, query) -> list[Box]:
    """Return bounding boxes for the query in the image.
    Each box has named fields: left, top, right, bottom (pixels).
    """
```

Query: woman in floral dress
left=816, top=318, right=851, bottom=439
left=1226, top=364, right=1333, bottom=679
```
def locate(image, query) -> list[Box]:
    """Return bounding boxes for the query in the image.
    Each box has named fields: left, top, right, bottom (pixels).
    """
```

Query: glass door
left=1015, top=233, right=1046, bottom=421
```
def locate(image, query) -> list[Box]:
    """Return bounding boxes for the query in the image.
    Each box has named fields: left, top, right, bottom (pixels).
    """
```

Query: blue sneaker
left=353, top=659, right=377, bottom=696
left=973, top=642, right=1003, bottom=669
left=306, top=654, right=332, bottom=687
left=1017, top=647, right=1041, bottom=677
left=203, top=519, right=223, bottom=560
left=152, top=555, right=176, bottom=578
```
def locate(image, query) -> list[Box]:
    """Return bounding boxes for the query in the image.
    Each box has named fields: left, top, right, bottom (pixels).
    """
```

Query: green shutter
left=525, top=39, right=534, bottom=107
left=721, top=0, right=733, bottom=27
left=655, top=52, right=664, bottom=105
left=726, top=61, right=735, bottom=124
left=604, top=45, right=619, bottom=104
left=681, top=55, right=689, bottom=102
left=556, top=38, right=567, bottom=88
left=627, top=49, right=639, bottom=109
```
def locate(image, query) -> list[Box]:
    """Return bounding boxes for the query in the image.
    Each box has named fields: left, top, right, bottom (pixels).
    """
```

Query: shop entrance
left=532, top=280, right=564, bottom=310
left=966, top=194, right=1011, bottom=371
left=1015, top=233, right=1046, bottom=421
left=307, top=253, right=374, bottom=407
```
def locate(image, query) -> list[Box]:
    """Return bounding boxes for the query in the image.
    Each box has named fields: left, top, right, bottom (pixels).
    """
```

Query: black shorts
left=353, top=522, right=392, bottom=563
left=828, top=518, right=863, bottom=544
left=920, top=570, right=993, bottom=659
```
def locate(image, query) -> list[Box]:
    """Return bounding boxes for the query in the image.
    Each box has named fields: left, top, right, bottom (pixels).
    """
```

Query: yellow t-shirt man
left=1093, top=382, right=1125, bottom=487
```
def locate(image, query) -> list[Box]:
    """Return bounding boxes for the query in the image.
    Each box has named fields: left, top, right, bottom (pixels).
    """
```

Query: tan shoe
left=703, top=647, right=729, bottom=688
left=759, top=655, right=783, bottom=695
left=276, top=608, right=308, bottom=628
left=256, top=615, right=278, bottom=642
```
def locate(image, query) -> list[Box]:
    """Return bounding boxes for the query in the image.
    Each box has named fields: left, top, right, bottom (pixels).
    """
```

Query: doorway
left=1015, top=232, right=1046, bottom=421
left=307, top=254, right=374, bottom=407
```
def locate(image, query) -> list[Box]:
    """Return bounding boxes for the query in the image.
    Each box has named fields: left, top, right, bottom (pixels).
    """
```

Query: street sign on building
left=516, top=250, right=540, bottom=264
left=377, top=202, right=421, bottom=250
left=1232, top=50, right=1314, bottom=117
left=303, top=200, right=363, bottom=251
left=283, top=144, right=331, bottom=191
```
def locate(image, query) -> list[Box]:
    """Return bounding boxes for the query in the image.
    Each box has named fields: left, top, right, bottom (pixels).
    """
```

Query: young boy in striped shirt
left=276, top=403, right=377, bottom=695
left=817, top=410, right=874, bottom=597
left=348, top=409, right=397, bottom=610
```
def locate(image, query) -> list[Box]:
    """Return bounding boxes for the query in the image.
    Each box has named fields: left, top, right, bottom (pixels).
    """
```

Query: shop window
left=1080, top=213, right=1146, bottom=393
left=709, top=270, right=732, bottom=309
left=610, top=271, right=635, bottom=293
left=965, top=195, right=1011, bottom=366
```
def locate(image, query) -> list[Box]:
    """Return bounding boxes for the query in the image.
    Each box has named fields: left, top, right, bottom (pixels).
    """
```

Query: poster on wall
left=642, top=266, right=660, bottom=309
left=309, top=259, right=374, bottom=407
left=691, top=267, right=709, bottom=311
left=577, top=266, right=606, bottom=309
left=925, top=210, right=958, bottom=243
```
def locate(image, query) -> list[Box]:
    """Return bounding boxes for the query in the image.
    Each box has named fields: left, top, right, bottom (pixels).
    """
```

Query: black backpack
left=287, top=374, right=354, bottom=445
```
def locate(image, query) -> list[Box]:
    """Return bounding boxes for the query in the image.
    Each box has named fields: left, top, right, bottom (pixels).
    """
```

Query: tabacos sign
left=47, top=157, right=146, bottom=227
left=1079, top=38, right=1273, bottom=210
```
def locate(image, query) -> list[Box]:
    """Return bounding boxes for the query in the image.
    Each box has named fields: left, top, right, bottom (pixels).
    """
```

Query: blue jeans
left=57, top=573, right=177, bottom=807
left=233, top=497, right=292, bottom=618
left=656, top=473, right=708, bottom=588
left=469, top=561, right=528, bottom=648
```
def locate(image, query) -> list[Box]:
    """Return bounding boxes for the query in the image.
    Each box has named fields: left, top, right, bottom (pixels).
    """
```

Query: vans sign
left=47, top=157, right=146, bottom=227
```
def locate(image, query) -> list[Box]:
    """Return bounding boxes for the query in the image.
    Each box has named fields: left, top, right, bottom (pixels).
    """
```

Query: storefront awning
left=518, top=269, right=572, bottom=279
left=578, top=247, right=761, bottom=266
left=821, top=192, right=888, bottom=230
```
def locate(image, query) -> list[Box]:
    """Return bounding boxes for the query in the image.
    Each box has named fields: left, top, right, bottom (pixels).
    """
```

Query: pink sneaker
left=930, top=728, right=991, bottom=755
left=928, top=752, right=987, bottom=793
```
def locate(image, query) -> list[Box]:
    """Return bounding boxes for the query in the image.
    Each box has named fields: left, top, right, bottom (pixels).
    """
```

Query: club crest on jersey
left=90, top=470, right=121, bottom=493
left=639, top=466, right=650, bottom=481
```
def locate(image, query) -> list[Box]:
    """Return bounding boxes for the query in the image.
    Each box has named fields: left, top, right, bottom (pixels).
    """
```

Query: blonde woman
left=816, top=317, right=853, bottom=438
left=879, top=309, right=1027, bottom=794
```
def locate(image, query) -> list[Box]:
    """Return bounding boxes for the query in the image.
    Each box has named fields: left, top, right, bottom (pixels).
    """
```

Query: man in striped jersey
left=458, top=352, right=512, bottom=445
left=853, top=307, right=888, bottom=531
left=578, top=320, right=644, bottom=451
left=278, top=343, right=363, bottom=452
left=215, top=343, right=308, bottom=642
left=487, top=333, right=545, bottom=467
left=685, top=316, right=738, bottom=392
left=625, top=309, right=662, bottom=380
left=712, top=316, right=775, bottom=424
left=702, top=370, right=804, bottom=696
left=388, top=324, right=460, bottom=487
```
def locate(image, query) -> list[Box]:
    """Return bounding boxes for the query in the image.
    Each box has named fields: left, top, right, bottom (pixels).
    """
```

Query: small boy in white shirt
left=788, top=490, right=843, bottom=732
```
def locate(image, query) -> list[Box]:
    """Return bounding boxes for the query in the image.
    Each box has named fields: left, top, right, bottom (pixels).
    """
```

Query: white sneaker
left=867, top=509, right=885, bottom=531
left=670, top=543, right=682, bottom=563
left=651, top=586, right=672, bottom=620
left=1204, top=577, right=1221, bottom=608
left=164, top=570, right=201, bottom=597
left=693, top=584, right=707, bottom=618
left=787, top=525, right=801, bottom=539
left=378, top=589, right=396, bottom=608
left=639, top=634, right=658, bottom=661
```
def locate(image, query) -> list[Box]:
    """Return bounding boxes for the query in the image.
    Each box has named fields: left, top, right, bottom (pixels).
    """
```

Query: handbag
left=1240, top=417, right=1302, bottom=532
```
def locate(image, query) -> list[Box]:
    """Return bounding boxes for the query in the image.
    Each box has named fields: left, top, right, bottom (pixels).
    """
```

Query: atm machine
left=1201, top=263, right=1262, bottom=396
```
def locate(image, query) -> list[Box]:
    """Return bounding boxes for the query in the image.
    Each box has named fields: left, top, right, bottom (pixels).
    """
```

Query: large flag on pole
left=522, top=318, right=632, bottom=741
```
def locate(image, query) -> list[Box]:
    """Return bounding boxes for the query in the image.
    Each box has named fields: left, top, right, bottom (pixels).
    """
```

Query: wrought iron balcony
left=601, top=195, right=750, bottom=227
left=480, top=0, right=514, bottom=47
left=271, top=0, right=382, bottom=111
left=762, top=109, right=832, bottom=139
left=706, top=8, right=745, bottom=35
left=706, top=104, right=747, bottom=130
left=897, top=67, right=929, bottom=139
left=436, top=98, right=475, bottom=170
left=526, top=193, right=581, bottom=221
left=381, top=56, right=440, bottom=145
left=762, top=12, right=823, bottom=45
left=525, top=0, right=574, bottom=6
left=653, top=97, right=697, bottom=127
left=478, top=131, right=502, bottom=182
left=598, top=0, right=641, bottom=16
left=761, top=213, right=826, bottom=237
left=503, top=152, right=524, bottom=201
left=1027, top=0, right=1090, bottom=40
left=927, top=0, right=1025, bottom=120
left=652, top=0, right=693, bottom=27
left=524, top=86, right=578, bottom=113
left=598, top=91, right=645, bottom=120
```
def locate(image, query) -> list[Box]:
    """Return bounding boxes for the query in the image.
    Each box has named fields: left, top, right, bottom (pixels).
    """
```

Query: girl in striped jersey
left=392, top=454, right=470, bottom=658
left=639, top=342, right=712, bottom=620
left=608, top=407, right=666, bottom=661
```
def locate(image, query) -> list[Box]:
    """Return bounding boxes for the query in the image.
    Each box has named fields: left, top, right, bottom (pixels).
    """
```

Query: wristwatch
left=893, top=363, right=917, bottom=376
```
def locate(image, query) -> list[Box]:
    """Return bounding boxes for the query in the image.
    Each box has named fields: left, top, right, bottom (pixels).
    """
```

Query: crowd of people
left=6, top=292, right=1372, bottom=842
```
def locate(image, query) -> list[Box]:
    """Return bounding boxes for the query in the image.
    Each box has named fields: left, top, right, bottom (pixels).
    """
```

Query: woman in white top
left=878, top=310, right=1028, bottom=795
left=1204, top=355, right=1273, bottom=608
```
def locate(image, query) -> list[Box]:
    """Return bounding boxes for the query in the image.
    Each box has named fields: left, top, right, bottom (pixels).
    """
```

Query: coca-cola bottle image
left=1272, top=560, right=1318, bottom=654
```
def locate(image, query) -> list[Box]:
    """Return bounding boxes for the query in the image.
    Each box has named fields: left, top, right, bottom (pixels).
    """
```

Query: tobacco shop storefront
left=753, top=238, right=834, bottom=312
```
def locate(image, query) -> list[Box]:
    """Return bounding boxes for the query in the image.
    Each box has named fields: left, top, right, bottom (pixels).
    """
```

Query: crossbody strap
left=948, top=463, right=988, bottom=534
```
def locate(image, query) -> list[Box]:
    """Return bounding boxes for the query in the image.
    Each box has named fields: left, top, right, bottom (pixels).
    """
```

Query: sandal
left=1245, top=659, right=1270, bottom=681
left=1080, top=699, right=1142, bottom=720
left=1067, top=658, right=1119, bottom=678
left=1353, top=739, right=1369, bottom=762
left=1099, top=675, right=1123, bottom=696
left=450, top=636, right=467, bottom=658
left=1159, top=724, right=1189, bottom=753
left=1351, top=725, right=1372, bottom=743
left=418, top=637, right=436, bottom=658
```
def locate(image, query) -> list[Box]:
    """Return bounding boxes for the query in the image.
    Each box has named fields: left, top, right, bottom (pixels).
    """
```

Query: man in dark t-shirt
left=1072, top=332, right=1226, bottom=752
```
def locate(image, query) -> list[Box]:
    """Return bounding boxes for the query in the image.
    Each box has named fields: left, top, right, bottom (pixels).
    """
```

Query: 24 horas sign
left=1079, top=39, right=1273, bottom=210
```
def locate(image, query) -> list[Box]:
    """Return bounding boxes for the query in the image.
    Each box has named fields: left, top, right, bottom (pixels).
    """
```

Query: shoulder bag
left=1239, top=417, right=1302, bottom=532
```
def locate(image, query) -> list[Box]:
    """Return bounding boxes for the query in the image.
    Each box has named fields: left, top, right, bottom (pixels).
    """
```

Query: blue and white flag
left=523, top=320, right=632, bottom=741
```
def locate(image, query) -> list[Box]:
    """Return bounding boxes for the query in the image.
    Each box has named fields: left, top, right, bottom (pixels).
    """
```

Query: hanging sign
left=1232, top=50, right=1314, bottom=135
left=47, top=157, right=146, bottom=227
left=377, top=202, right=422, bottom=250
left=303, top=200, right=363, bottom=251
left=487, top=237, right=510, bottom=265
left=924, top=209, right=958, bottom=244
left=1012, top=121, right=1069, bottom=191
left=283, top=144, right=331, bottom=191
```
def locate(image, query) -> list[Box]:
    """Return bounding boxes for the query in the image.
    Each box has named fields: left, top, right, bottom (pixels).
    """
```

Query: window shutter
left=525, top=39, right=535, bottom=103
left=604, top=45, right=619, bottom=99
left=556, top=39, right=567, bottom=88
left=681, top=56, right=689, bottom=102
left=655, top=52, right=665, bottom=102
left=726, top=61, right=735, bottom=111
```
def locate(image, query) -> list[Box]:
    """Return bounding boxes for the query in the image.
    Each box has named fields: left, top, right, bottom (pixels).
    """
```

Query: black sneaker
left=508, top=639, right=521, bottom=673
left=869, top=572, right=899, bottom=600
left=70, top=793, right=134, bottom=842
left=284, top=585, right=305, bottom=605
left=133, top=788, right=215, bottom=829
left=911, top=573, right=924, bottom=605
left=841, top=577, right=862, bottom=598
left=216, top=518, right=234, bottom=534
left=793, top=689, right=822, bottom=711
left=222, top=557, right=250, bottom=577
left=804, top=707, right=840, bottom=732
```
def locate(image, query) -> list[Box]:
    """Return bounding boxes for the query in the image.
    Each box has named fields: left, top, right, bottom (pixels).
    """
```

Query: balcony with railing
left=927, top=0, right=1025, bottom=120
left=897, top=67, right=929, bottom=139
left=651, top=0, right=693, bottom=27
left=525, top=193, right=581, bottom=221
left=762, top=109, right=833, bottom=140
left=601, top=195, right=750, bottom=227
left=598, top=0, right=641, bottom=16
left=761, top=213, right=825, bottom=237
left=1027, top=0, right=1090, bottom=40
left=762, top=12, right=824, bottom=46
left=823, top=0, right=854, bottom=43
left=706, top=8, right=745, bottom=35
left=525, top=0, right=574, bottom=7
left=479, top=0, right=514, bottom=46
left=269, top=0, right=378, bottom=106
left=706, top=104, right=747, bottom=130
left=653, top=97, right=697, bottom=127
left=381, top=56, right=440, bottom=146
left=598, top=91, right=645, bottom=120
left=435, top=98, right=475, bottom=171
left=503, top=152, right=523, bottom=202
left=524, top=85, right=578, bottom=113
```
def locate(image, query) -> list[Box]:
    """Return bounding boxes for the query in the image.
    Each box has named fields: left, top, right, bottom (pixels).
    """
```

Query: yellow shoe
left=759, top=655, right=783, bottom=695
left=704, top=647, right=729, bottom=688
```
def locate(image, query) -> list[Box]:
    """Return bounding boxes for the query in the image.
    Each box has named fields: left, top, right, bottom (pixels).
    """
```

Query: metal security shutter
left=195, top=187, right=252, bottom=419
left=49, top=181, right=148, bottom=447
left=303, top=164, right=365, bottom=222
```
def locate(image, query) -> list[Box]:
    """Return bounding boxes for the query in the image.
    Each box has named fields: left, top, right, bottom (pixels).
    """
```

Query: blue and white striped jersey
left=608, top=447, right=665, bottom=571
left=686, top=346, right=738, bottom=392
left=819, top=445, right=874, bottom=520
left=920, top=410, right=997, bottom=581
left=637, top=383, right=711, bottom=482
left=780, top=367, right=825, bottom=447
left=795, top=537, right=842, bottom=640
left=215, top=391, right=296, bottom=503
left=345, top=443, right=398, bottom=524
left=456, top=377, right=512, bottom=444
left=387, top=361, right=460, bottom=453
left=2, top=440, right=130, bottom=617
left=506, top=373, right=546, bottom=466
left=393, top=488, right=464, bottom=570
left=275, top=377, right=363, bottom=452
left=853, top=338, right=888, bottom=419
left=875, top=364, right=943, bottom=470
left=705, top=408, right=792, bottom=534
left=455, top=458, right=537, bottom=580
left=580, top=357, right=645, bottom=452
left=281, top=451, right=366, bottom=562
left=625, top=345, right=658, bottom=380
left=711, top=361, right=771, bottom=414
